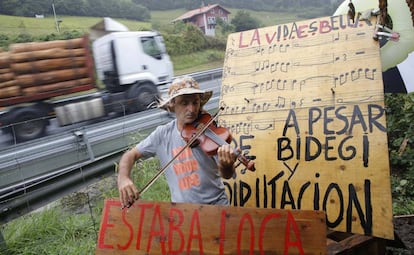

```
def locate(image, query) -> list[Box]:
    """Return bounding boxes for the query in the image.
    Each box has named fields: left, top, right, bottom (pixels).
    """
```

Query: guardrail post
left=74, top=129, right=95, bottom=161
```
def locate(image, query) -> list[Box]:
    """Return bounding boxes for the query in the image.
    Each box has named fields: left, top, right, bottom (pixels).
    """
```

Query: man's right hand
left=118, top=176, right=140, bottom=209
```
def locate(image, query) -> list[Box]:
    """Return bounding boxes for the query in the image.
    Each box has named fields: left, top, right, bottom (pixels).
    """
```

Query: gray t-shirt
left=136, top=119, right=229, bottom=205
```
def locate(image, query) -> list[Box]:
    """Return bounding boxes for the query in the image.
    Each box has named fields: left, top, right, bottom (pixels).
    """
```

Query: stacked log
left=0, top=37, right=94, bottom=102
left=0, top=51, right=19, bottom=98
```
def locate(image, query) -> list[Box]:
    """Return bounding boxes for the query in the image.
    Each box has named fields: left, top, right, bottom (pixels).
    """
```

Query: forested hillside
left=0, top=0, right=150, bottom=21
left=0, top=0, right=342, bottom=21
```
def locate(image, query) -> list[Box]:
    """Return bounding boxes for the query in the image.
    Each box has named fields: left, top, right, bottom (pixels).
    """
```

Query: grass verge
left=1, top=157, right=169, bottom=255
left=172, top=49, right=225, bottom=75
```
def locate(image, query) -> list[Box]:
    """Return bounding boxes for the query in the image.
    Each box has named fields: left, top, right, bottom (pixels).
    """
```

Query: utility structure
left=51, top=0, right=61, bottom=33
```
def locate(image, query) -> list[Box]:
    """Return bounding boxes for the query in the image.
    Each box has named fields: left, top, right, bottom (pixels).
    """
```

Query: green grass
left=226, top=8, right=301, bottom=27
left=1, top=157, right=170, bottom=255
left=151, top=9, right=187, bottom=27
left=0, top=14, right=150, bottom=36
left=2, top=209, right=98, bottom=254
left=172, top=49, right=225, bottom=75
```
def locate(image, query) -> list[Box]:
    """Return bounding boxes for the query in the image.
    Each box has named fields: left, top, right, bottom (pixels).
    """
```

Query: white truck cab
left=92, top=31, right=173, bottom=92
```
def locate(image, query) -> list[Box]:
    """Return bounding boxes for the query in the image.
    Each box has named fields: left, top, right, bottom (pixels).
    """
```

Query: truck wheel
left=12, top=108, right=48, bottom=142
left=127, top=83, right=159, bottom=113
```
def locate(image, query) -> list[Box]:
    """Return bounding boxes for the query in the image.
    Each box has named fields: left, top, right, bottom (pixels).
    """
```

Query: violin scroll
left=234, top=150, right=256, bottom=171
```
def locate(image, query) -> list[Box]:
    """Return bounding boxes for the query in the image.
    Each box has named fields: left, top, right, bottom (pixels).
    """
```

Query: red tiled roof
left=173, top=4, right=230, bottom=22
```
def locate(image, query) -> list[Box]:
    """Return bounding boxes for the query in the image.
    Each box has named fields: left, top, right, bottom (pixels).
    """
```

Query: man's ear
left=167, top=100, right=175, bottom=112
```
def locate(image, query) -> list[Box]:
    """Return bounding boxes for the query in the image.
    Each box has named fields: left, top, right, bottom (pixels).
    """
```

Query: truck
left=0, top=18, right=174, bottom=142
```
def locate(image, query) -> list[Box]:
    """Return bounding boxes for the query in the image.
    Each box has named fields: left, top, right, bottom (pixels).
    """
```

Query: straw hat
left=158, top=76, right=213, bottom=112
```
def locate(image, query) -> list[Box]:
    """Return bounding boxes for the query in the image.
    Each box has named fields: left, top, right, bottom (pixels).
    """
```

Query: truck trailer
left=0, top=30, right=173, bottom=142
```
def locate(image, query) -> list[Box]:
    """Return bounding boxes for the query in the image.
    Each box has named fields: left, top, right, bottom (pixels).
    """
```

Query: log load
left=9, top=37, right=84, bottom=53
left=10, top=48, right=85, bottom=63
left=11, top=56, right=86, bottom=74
left=0, top=51, right=10, bottom=69
left=0, top=51, right=20, bottom=98
left=22, top=77, right=92, bottom=95
left=0, top=36, right=96, bottom=107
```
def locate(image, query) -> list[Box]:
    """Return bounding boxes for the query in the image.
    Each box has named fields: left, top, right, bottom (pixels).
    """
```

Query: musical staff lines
left=223, top=48, right=378, bottom=77
left=218, top=96, right=384, bottom=135
left=221, top=67, right=379, bottom=97
left=219, top=89, right=384, bottom=117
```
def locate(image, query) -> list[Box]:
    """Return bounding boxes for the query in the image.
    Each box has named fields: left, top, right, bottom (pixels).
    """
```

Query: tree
left=215, top=17, right=234, bottom=38
left=231, top=10, right=262, bottom=32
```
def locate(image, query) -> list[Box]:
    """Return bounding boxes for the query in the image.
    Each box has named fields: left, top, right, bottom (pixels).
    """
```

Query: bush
left=385, top=93, right=414, bottom=214
left=164, top=22, right=226, bottom=56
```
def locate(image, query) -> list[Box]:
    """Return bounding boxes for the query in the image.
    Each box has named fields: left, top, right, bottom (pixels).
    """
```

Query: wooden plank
left=10, top=48, right=85, bottom=63
left=10, top=56, right=86, bottom=74
left=0, top=80, right=17, bottom=89
left=21, top=77, right=92, bottom=95
left=0, top=52, right=10, bottom=68
left=9, top=37, right=84, bottom=53
left=0, top=72, right=14, bottom=82
left=96, top=199, right=327, bottom=255
left=0, top=84, right=95, bottom=107
left=0, top=68, right=11, bottom=74
left=15, top=67, right=90, bottom=88
left=0, top=86, right=20, bottom=98
left=219, top=15, right=393, bottom=239
left=326, top=231, right=386, bottom=255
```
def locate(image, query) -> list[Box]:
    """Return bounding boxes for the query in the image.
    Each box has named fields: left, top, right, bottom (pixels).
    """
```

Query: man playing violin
left=117, top=76, right=237, bottom=208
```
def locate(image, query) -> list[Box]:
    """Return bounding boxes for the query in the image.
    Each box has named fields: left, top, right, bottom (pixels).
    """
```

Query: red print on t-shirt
left=172, top=147, right=200, bottom=190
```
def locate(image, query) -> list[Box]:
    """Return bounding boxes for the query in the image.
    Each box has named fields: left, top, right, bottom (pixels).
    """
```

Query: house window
left=207, top=16, right=216, bottom=25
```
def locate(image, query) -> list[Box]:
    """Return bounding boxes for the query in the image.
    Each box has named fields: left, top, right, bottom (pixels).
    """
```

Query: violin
left=181, top=111, right=256, bottom=172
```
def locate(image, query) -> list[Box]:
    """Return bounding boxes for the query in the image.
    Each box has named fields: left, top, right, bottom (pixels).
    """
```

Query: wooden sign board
left=96, top=199, right=326, bottom=254
left=219, top=15, right=394, bottom=239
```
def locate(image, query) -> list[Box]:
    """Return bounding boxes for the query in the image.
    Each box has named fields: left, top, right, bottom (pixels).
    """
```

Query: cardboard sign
left=219, top=15, right=393, bottom=239
left=96, top=199, right=326, bottom=254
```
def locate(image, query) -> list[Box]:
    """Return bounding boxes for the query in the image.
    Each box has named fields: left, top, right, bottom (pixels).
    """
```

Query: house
left=173, top=3, right=231, bottom=36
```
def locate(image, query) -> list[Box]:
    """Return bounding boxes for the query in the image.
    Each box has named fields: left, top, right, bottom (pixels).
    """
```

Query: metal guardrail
left=0, top=69, right=222, bottom=224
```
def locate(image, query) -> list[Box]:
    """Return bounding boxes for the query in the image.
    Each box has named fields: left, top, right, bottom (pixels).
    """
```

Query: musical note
left=339, top=72, right=349, bottom=85
left=275, top=96, right=286, bottom=108
left=279, top=44, right=290, bottom=52
left=276, top=79, right=284, bottom=90
left=270, top=62, right=279, bottom=73
left=221, top=84, right=234, bottom=95
left=255, top=60, right=270, bottom=71
left=365, top=68, right=376, bottom=80
left=281, top=62, right=290, bottom=72
left=268, top=44, right=276, bottom=54
left=351, top=68, right=363, bottom=81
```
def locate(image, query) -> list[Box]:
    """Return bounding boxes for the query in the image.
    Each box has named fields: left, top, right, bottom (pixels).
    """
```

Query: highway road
left=0, top=75, right=222, bottom=150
